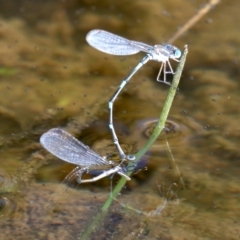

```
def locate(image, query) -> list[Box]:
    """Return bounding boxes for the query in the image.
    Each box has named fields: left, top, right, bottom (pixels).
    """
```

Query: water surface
left=0, top=0, right=240, bottom=239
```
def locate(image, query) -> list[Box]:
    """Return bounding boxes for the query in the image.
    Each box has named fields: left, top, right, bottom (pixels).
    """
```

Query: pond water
left=0, top=0, right=240, bottom=239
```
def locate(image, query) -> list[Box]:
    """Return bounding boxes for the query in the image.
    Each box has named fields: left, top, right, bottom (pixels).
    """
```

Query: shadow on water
left=0, top=0, right=240, bottom=239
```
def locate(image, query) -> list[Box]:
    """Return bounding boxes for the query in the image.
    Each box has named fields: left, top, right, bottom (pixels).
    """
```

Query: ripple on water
left=0, top=196, right=17, bottom=217
left=0, top=172, right=18, bottom=217
left=135, top=116, right=204, bottom=149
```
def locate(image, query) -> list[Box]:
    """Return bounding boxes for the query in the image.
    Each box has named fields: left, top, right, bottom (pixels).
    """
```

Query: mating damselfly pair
left=40, top=29, right=182, bottom=183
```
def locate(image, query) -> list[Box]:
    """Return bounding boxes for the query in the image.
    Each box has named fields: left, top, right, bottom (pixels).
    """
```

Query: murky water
left=0, top=0, right=240, bottom=239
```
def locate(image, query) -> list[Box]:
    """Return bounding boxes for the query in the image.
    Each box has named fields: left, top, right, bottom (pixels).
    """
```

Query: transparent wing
left=42, top=166, right=81, bottom=216
left=86, top=29, right=152, bottom=56
left=40, top=128, right=109, bottom=167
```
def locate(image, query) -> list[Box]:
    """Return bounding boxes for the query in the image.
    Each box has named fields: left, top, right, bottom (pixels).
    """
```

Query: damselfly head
left=164, top=44, right=182, bottom=60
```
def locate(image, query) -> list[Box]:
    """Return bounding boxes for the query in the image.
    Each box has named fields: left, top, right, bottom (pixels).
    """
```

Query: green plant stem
left=80, top=45, right=188, bottom=240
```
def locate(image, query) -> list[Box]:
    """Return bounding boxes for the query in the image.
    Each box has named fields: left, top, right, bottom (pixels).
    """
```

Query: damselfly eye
left=127, top=155, right=136, bottom=161
left=174, top=49, right=182, bottom=58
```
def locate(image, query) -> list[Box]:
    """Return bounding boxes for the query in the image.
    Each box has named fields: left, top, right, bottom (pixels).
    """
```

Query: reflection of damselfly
left=86, top=29, right=181, bottom=160
left=40, top=128, right=131, bottom=183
